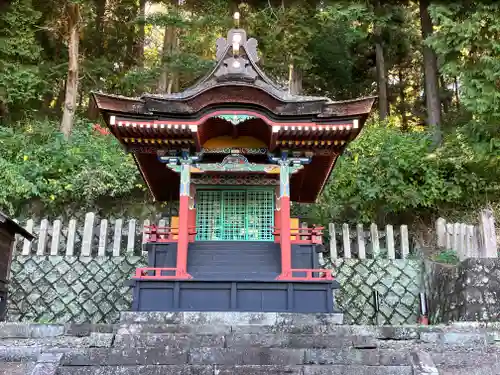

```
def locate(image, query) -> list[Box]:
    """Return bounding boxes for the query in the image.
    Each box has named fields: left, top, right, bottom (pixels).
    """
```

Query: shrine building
left=92, top=19, right=375, bottom=313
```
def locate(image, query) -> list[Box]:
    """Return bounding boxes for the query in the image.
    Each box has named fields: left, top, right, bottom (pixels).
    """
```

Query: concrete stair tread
left=118, top=312, right=344, bottom=326
left=0, top=362, right=34, bottom=375
left=57, top=347, right=410, bottom=366
left=56, top=365, right=414, bottom=375
left=113, top=332, right=379, bottom=349
left=117, top=324, right=350, bottom=335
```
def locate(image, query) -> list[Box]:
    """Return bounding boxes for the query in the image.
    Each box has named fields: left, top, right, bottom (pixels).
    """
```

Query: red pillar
left=277, top=160, right=292, bottom=280
left=278, top=196, right=292, bottom=279
left=176, top=160, right=192, bottom=279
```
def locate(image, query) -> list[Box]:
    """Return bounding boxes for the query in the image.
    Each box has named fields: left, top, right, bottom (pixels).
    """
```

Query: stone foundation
left=424, top=258, right=500, bottom=323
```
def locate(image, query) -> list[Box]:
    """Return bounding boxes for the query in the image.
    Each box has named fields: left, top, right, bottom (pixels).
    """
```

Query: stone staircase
left=0, top=313, right=499, bottom=374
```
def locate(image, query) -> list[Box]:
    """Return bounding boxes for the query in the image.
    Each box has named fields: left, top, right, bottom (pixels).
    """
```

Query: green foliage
left=0, top=0, right=47, bottom=116
left=245, top=2, right=318, bottom=80
left=428, top=4, right=500, bottom=128
left=0, top=0, right=500, bottom=225
left=311, top=121, right=500, bottom=225
left=0, top=118, right=141, bottom=217
left=432, top=249, right=459, bottom=265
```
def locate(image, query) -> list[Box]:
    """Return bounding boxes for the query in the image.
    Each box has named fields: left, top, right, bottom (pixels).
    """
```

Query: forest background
left=1, top=0, right=499, bottom=234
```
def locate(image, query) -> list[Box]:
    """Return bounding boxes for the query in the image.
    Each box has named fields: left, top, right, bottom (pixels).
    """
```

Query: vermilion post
left=277, top=159, right=292, bottom=280
left=279, top=196, right=292, bottom=278
left=176, top=159, right=192, bottom=279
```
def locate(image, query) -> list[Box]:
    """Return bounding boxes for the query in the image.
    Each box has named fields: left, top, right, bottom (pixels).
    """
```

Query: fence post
left=81, top=212, right=95, bottom=257
left=458, top=223, right=467, bottom=260
left=142, top=219, right=151, bottom=255
left=401, top=225, right=409, bottom=259
left=36, top=219, right=49, bottom=255
left=436, top=218, right=446, bottom=248
left=50, top=219, right=62, bottom=256
left=370, top=223, right=380, bottom=258
left=66, top=219, right=77, bottom=256
left=479, top=209, right=497, bottom=258
left=22, top=219, right=34, bottom=255
left=127, top=219, right=136, bottom=255
left=342, top=223, right=351, bottom=259
left=386, top=225, right=395, bottom=259
left=112, top=219, right=123, bottom=257
left=328, top=223, right=337, bottom=261
left=98, top=219, right=108, bottom=256
left=357, top=224, right=366, bottom=259
left=445, top=223, right=453, bottom=250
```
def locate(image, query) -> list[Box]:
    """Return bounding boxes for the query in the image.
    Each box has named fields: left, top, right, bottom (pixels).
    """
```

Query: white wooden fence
left=327, top=223, right=411, bottom=260
left=12, top=210, right=498, bottom=260
left=14, top=213, right=154, bottom=257
left=435, top=209, right=498, bottom=260
left=12, top=212, right=412, bottom=259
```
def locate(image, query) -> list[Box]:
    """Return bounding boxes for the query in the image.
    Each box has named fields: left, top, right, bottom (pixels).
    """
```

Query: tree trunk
left=94, top=0, right=106, bottom=56
left=135, top=0, right=146, bottom=66
left=157, top=24, right=176, bottom=93
left=288, top=63, right=303, bottom=95
left=55, top=81, right=66, bottom=115
left=399, top=69, right=408, bottom=131
left=157, top=1, right=181, bottom=93
left=375, top=41, right=389, bottom=120
left=454, top=77, right=460, bottom=109
left=419, top=0, right=441, bottom=144
left=60, top=3, right=80, bottom=140
left=373, top=0, right=389, bottom=121
left=440, top=76, right=449, bottom=114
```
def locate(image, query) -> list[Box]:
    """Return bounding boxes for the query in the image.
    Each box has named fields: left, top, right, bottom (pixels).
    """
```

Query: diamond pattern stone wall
left=332, top=259, right=423, bottom=325
left=7, top=256, right=146, bottom=323
left=7, top=255, right=422, bottom=325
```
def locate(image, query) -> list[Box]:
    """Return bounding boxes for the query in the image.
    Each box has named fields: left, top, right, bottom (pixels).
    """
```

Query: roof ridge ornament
left=234, top=11, right=240, bottom=27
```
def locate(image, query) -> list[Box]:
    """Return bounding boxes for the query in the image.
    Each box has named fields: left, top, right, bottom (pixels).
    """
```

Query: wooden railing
left=272, top=226, right=324, bottom=244
left=288, top=268, right=334, bottom=281
left=143, top=225, right=197, bottom=243
left=134, top=267, right=180, bottom=280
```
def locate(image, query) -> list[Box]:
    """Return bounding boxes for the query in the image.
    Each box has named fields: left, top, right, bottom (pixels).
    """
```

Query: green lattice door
left=196, top=188, right=274, bottom=241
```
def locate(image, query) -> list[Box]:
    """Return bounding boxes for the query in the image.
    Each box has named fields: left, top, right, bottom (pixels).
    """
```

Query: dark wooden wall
left=0, top=228, right=14, bottom=320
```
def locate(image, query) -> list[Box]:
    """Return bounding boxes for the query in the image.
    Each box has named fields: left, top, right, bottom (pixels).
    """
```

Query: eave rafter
left=108, top=111, right=361, bottom=144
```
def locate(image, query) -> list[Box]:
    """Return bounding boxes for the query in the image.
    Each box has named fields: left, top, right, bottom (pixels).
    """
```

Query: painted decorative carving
left=179, top=161, right=191, bottom=196
left=192, top=175, right=279, bottom=186
left=213, top=114, right=256, bottom=125
left=202, top=147, right=268, bottom=155
left=216, top=37, right=227, bottom=61
left=220, top=154, right=249, bottom=165
left=214, top=57, right=258, bottom=81
left=167, top=162, right=303, bottom=175
left=245, top=38, right=259, bottom=63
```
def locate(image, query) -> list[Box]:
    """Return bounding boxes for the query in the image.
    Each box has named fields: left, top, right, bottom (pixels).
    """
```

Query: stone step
left=56, top=365, right=414, bottom=375
left=116, top=323, right=382, bottom=335
left=0, top=323, right=114, bottom=339
left=113, top=332, right=379, bottom=349
left=0, top=333, right=114, bottom=348
left=431, top=349, right=500, bottom=370
left=119, top=312, right=344, bottom=326
left=57, top=347, right=410, bottom=366
left=439, top=367, right=499, bottom=375
left=0, top=323, right=66, bottom=338
left=0, top=362, right=34, bottom=375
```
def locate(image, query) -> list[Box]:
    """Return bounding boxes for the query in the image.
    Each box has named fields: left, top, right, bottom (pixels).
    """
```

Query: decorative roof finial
left=234, top=12, right=240, bottom=28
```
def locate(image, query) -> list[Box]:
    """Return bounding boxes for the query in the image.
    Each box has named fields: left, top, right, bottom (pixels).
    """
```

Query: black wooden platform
left=128, top=242, right=338, bottom=313
left=127, top=279, right=339, bottom=313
